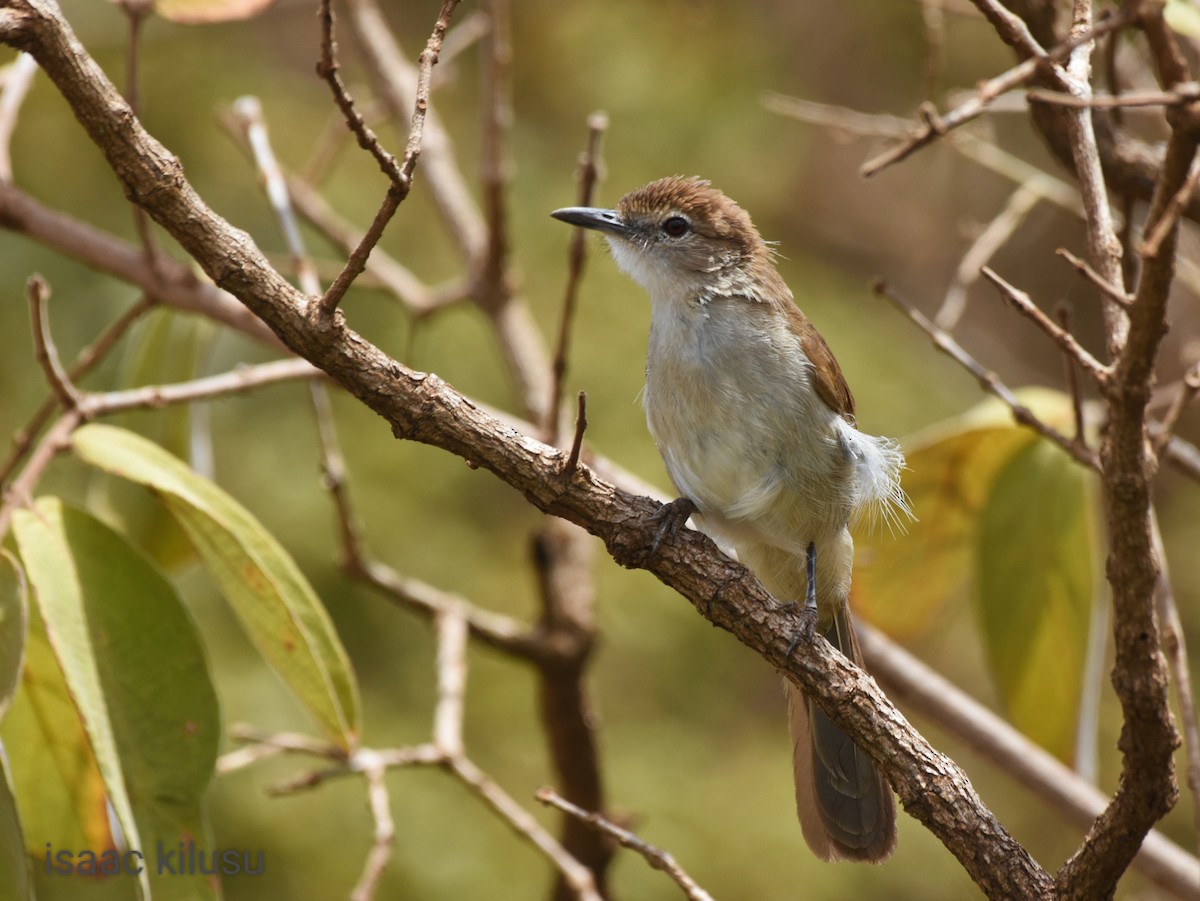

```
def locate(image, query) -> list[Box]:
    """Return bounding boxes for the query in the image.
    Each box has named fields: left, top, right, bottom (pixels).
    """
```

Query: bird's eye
left=661, top=215, right=690, bottom=238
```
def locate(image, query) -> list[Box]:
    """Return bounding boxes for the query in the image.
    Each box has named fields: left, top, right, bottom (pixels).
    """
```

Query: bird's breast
left=643, top=298, right=854, bottom=541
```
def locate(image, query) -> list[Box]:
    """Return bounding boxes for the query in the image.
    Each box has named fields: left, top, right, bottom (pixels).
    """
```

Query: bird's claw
left=645, top=496, right=697, bottom=562
left=785, top=603, right=819, bottom=657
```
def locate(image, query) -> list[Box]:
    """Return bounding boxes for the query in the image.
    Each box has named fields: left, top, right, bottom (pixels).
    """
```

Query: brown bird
left=552, top=176, right=908, bottom=862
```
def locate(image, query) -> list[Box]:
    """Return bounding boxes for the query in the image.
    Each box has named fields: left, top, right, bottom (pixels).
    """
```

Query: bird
left=551, top=176, right=908, bottom=862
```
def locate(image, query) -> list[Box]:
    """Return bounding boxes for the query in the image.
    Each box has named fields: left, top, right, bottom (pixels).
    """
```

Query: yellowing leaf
left=13, top=500, right=220, bottom=900
left=0, top=603, right=112, bottom=860
left=854, top=388, right=1080, bottom=638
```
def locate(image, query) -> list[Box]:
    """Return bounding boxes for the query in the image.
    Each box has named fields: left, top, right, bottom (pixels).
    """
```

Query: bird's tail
left=787, top=603, right=896, bottom=862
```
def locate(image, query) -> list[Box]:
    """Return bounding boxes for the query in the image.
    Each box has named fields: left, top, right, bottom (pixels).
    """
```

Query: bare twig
left=920, top=0, right=946, bottom=100
left=0, top=412, right=79, bottom=541
left=350, top=754, right=395, bottom=901
left=1142, top=158, right=1200, bottom=259
left=0, top=52, right=37, bottom=182
left=1059, top=0, right=1127, bottom=357
left=537, top=788, right=715, bottom=901
left=450, top=756, right=601, bottom=900
left=74, top=359, right=322, bottom=419
left=548, top=114, right=606, bottom=442
left=561, top=391, right=587, bottom=478
left=27, top=276, right=81, bottom=410
left=0, top=293, right=154, bottom=488
left=874, top=280, right=1099, bottom=468
left=229, top=96, right=322, bottom=296
left=1056, top=247, right=1134, bottom=308
left=343, top=0, right=485, bottom=259
left=1056, top=304, right=1087, bottom=447
left=1151, top=514, right=1200, bottom=863
left=1028, top=84, right=1200, bottom=109
left=936, top=182, right=1042, bottom=330
left=285, top=175, right=463, bottom=315
left=476, top=0, right=513, bottom=314
left=860, top=7, right=1133, bottom=177
left=1152, top=361, right=1200, bottom=454
left=315, top=0, right=460, bottom=315
left=315, top=0, right=403, bottom=185
left=433, top=606, right=467, bottom=757
left=979, top=266, right=1111, bottom=386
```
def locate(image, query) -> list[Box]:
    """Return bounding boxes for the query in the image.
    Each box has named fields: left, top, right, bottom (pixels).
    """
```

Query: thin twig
left=1028, top=84, right=1200, bottom=109
left=319, top=185, right=404, bottom=314
left=1142, top=159, right=1200, bottom=259
left=860, top=7, right=1133, bottom=177
left=285, top=174, right=462, bottom=315
left=0, top=52, right=37, bottom=182
left=0, top=293, right=154, bottom=488
left=936, top=182, right=1042, bottom=330
left=1150, top=513, right=1200, bottom=862
left=316, top=0, right=460, bottom=315
left=450, top=757, right=601, bottom=901
left=229, top=96, right=322, bottom=296
left=1056, top=247, right=1134, bottom=307
left=1152, top=361, right=1200, bottom=454
left=980, top=267, right=1111, bottom=386
left=350, top=754, right=395, bottom=901
left=562, top=391, right=587, bottom=478
left=118, top=0, right=161, bottom=275
left=0, top=412, right=79, bottom=541
left=27, top=276, right=81, bottom=410
left=873, top=280, right=1099, bottom=469
left=433, top=606, right=467, bottom=757
left=547, top=114, right=606, bottom=442
left=74, top=359, right=323, bottom=419
left=315, top=0, right=403, bottom=184
left=920, top=0, right=947, bottom=100
left=536, top=789, right=714, bottom=901
left=1060, top=0, right=1128, bottom=358
left=476, top=0, right=513, bottom=314
left=1056, top=304, right=1088, bottom=446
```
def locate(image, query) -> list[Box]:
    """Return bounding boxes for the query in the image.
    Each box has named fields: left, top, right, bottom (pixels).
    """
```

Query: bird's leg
left=785, top=542, right=820, bottom=656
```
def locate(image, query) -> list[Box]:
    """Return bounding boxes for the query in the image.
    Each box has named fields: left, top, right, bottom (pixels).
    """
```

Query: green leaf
left=0, top=745, right=34, bottom=901
left=0, top=601, right=113, bottom=861
left=90, top=310, right=215, bottom=571
left=72, top=423, right=360, bottom=750
left=14, top=499, right=221, bottom=900
left=977, top=440, right=1095, bottom=761
left=0, top=551, right=26, bottom=720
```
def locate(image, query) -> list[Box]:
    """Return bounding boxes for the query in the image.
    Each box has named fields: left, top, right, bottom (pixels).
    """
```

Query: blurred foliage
left=1, top=0, right=1198, bottom=899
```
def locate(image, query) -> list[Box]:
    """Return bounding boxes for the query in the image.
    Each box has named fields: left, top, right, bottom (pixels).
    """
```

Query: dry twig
left=537, top=788, right=715, bottom=901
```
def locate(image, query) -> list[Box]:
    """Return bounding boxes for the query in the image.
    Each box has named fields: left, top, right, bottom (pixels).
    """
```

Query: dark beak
left=550, top=206, right=629, bottom=236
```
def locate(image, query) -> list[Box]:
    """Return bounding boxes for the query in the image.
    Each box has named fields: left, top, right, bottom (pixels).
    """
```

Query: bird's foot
left=643, top=496, right=697, bottom=563
left=784, top=603, right=819, bottom=657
